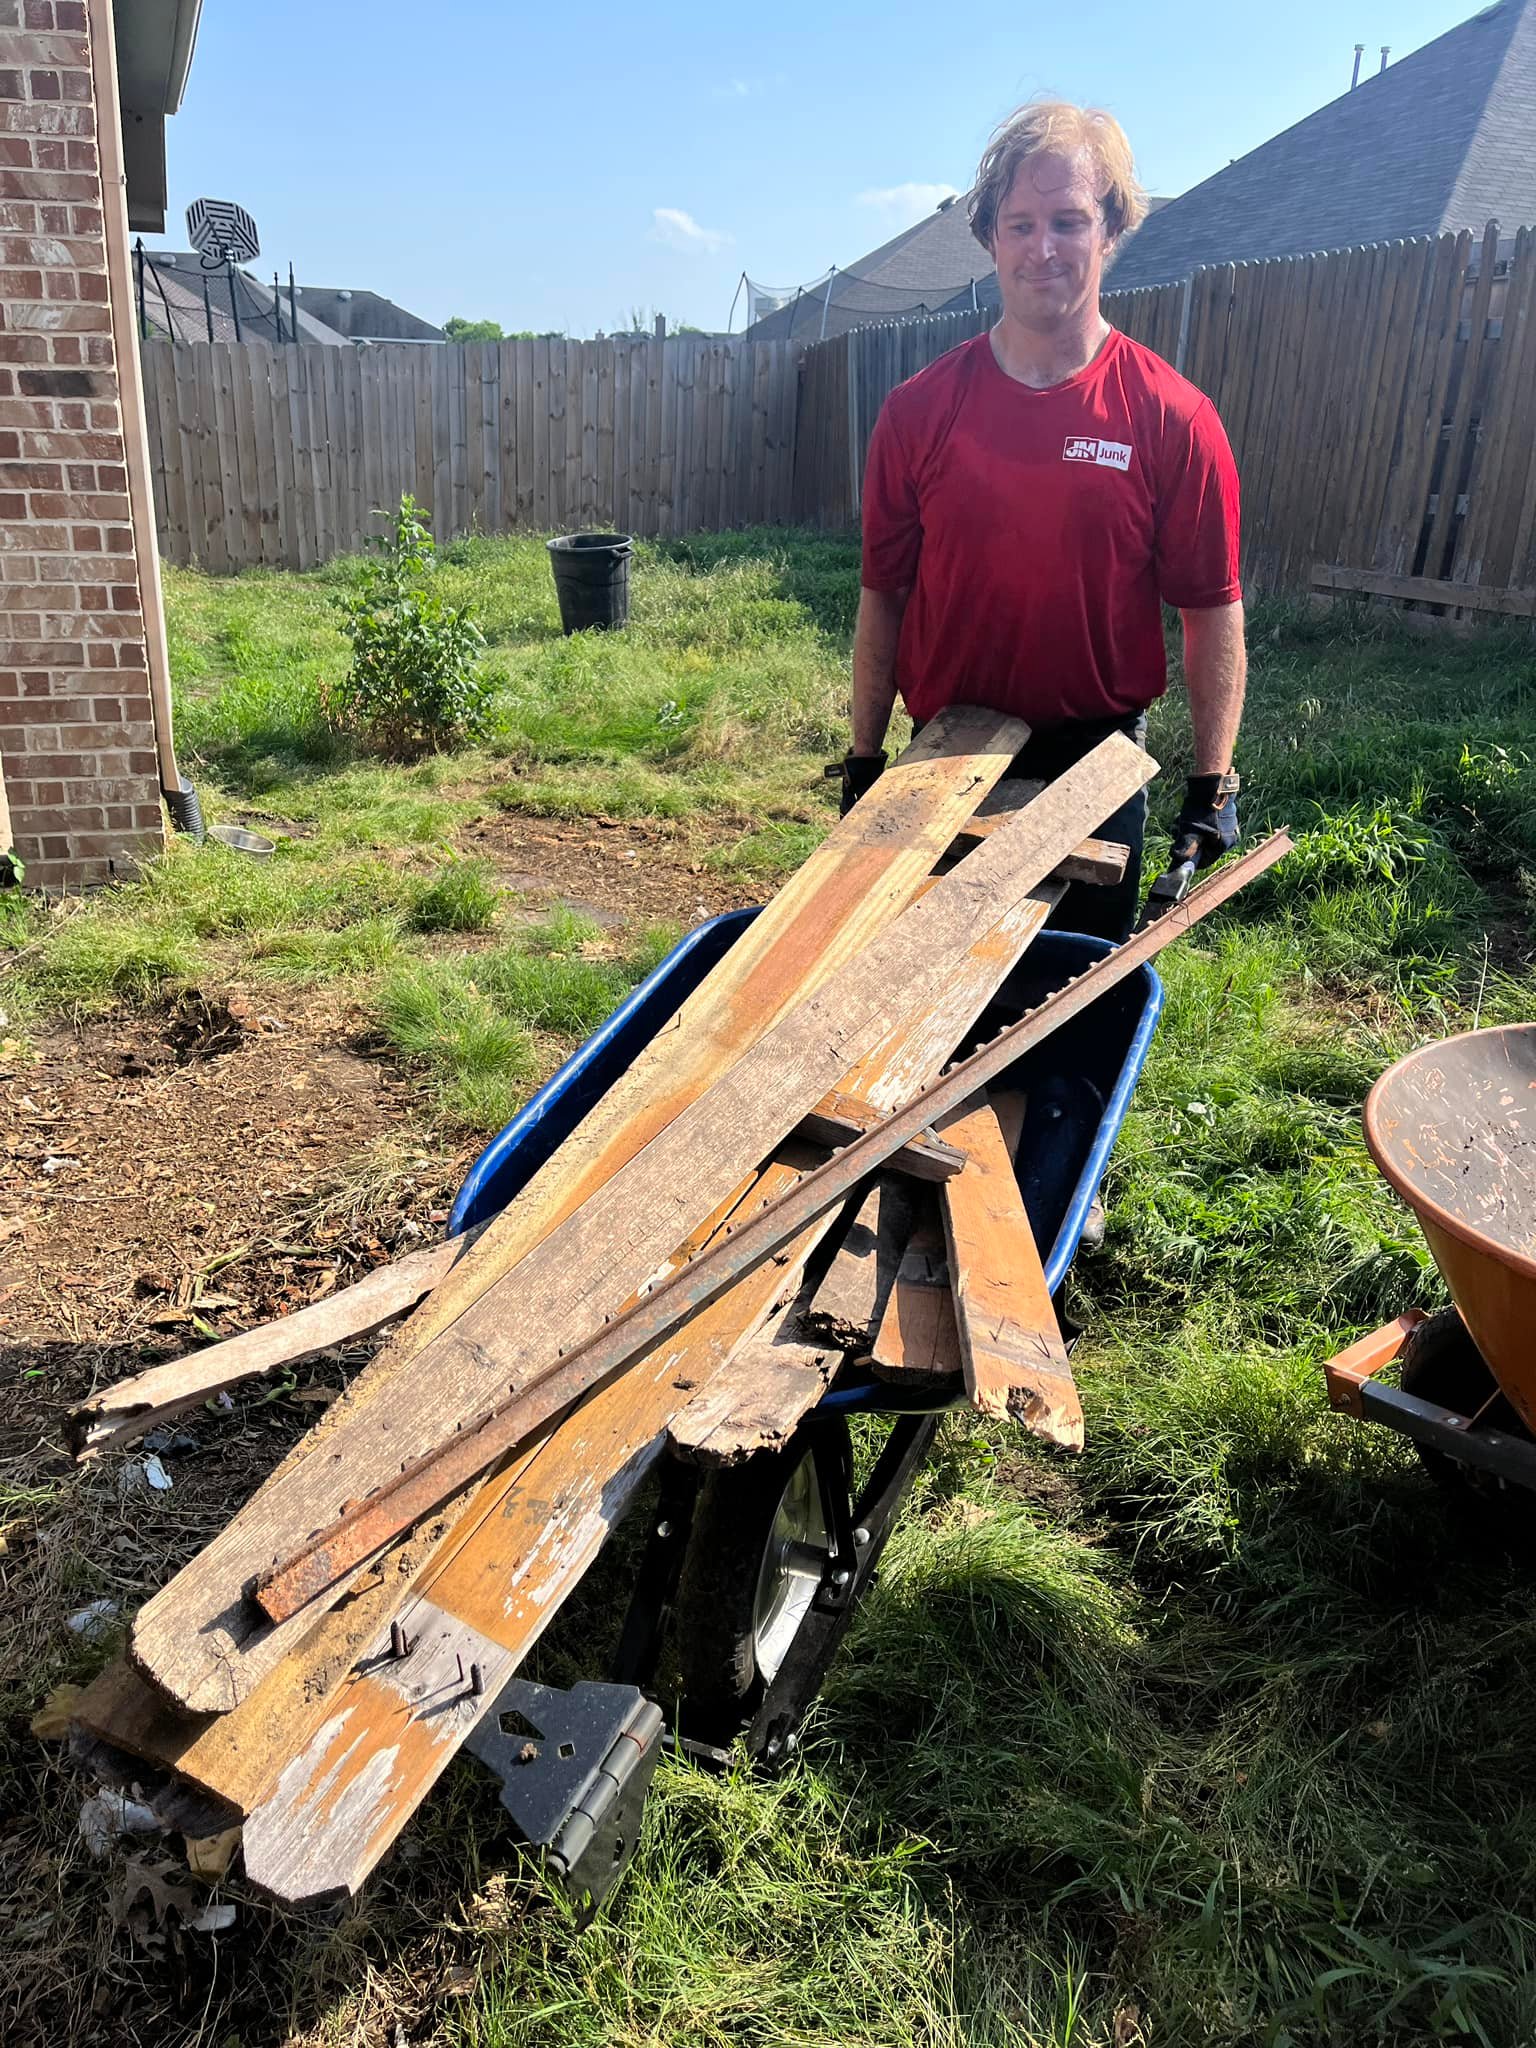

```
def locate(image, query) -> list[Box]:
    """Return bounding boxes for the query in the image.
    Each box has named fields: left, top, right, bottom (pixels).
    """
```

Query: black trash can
left=547, top=532, right=633, bottom=634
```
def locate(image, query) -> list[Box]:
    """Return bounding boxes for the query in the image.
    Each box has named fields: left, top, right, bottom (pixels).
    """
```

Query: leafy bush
left=327, top=495, right=493, bottom=757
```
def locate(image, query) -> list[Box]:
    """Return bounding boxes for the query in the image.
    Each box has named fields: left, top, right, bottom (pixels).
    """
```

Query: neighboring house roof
left=288, top=287, right=444, bottom=342
left=746, top=195, right=995, bottom=340
left=114, top=0, right=203, bottom=232
left=1102, top=0, right=1536, bottom=291
left=137, top=253, right=349, bottom=346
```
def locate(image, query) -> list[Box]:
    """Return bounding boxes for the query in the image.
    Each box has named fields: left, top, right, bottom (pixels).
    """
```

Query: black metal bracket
left=1360, top=1379, right=1536, bottom=1492
left=610, top=1458, right=701, bottom=1686
left=465, top=1677, right=665, bottom=1921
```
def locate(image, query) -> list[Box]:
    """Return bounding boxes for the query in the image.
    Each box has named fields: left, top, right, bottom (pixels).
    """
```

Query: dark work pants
left=1015, top=712, right=1148, bottom=944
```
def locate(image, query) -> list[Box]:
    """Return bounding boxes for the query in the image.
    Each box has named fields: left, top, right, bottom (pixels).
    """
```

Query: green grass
left=12, top=537, right=1536, bottom=2045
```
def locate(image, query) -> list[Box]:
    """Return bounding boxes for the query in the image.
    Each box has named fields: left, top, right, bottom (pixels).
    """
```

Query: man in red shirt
left=843, top=100, right=1246, bottom=941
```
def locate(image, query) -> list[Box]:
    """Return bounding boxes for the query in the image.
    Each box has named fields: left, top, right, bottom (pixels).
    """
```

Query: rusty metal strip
left=254, top=832, right=1292, bottom=1622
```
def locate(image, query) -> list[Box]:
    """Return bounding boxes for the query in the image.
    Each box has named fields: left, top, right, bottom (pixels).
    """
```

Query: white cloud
left=710, top=71, right=785, bottom=100
left=857, top=182, right=962, bottom=229
left=651, top=207, right=733, bottom=256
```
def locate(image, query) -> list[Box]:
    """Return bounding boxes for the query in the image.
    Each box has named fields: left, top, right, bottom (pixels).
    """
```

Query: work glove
left=1170, top=771, right=1240, bottom=869
left=828, top=751, right=887, bottom=817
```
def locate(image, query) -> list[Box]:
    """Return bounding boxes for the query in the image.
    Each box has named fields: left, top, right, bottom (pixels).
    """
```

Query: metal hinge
left=466, top=1678, right=665, bottom=1920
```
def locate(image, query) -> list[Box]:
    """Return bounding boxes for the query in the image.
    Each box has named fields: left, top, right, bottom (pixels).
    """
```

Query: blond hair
left=969, top=100, right=1146, bottom=249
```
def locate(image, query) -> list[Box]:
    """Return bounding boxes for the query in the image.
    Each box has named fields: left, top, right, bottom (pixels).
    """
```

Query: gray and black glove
left=828, top=751, right=887, bottom=818
left=1170, top=771, right=1240, bottom=868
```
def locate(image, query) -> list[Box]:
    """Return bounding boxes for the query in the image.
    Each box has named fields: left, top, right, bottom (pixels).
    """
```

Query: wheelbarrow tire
left=670, top=1415, right=852, bottom=1752
left=1399, top=1307, right=1536, bottom=1549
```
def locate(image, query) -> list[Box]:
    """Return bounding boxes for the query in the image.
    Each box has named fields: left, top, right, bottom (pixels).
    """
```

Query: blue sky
left=144, top=1, right=1479, bottom=336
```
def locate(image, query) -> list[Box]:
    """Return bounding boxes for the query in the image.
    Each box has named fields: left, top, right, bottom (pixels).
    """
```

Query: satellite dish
left=185, top=197, right=260, bottom=265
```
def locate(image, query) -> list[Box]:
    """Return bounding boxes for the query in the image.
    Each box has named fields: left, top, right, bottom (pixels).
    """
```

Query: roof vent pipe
left=1379, top=45, right=1390, bottom=71
left=1351, top=42, right=1364, bottom=88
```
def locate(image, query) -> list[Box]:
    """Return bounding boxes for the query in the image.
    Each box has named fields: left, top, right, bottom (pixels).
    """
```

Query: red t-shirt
left=860, top=330, right=1241, bottom=727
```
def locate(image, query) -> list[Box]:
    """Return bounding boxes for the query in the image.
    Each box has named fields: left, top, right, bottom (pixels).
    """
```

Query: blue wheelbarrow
left=448, top=910, right=1162, bottom=1799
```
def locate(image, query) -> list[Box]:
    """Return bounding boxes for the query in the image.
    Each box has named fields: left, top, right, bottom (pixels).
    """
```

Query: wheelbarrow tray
left=1323, top=1023, right=1536, bottom=1495
left=451, top=910, right=1164, bottom=1415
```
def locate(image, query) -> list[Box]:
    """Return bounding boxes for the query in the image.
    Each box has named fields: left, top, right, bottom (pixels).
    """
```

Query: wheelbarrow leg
left=610, top=1458, right=702, bottom=1687
left=1322, top=1311, right=1427, bottom=1418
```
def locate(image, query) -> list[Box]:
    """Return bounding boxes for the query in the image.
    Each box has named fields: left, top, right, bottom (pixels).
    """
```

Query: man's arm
left=1180, top=600, right=1246, bottom=772
left=851, top=584, right=910, bottom=756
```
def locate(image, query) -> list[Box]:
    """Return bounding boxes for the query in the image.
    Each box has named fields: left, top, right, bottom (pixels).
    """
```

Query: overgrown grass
left=12, top=540, right=1536, bottom=2045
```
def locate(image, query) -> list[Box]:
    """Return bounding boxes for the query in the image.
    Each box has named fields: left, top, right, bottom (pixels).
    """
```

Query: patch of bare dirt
left=464, top=811, right=762, bottom=932
left=1, top=990, right=464, bottom=1438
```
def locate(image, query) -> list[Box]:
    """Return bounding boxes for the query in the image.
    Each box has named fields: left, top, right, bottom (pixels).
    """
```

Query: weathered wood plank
left=937, top=1092, right=1081, bottom=1447
left=1311, top=562, right=1536, bottom=616
left=869, top=1205, right=961, bottom=1386
left=802, top=1177, right=915, bottom=1350
left=951, top=777, right=1127, bottom=886
left=794, top=1098, right=964, bottom=1181
left=68, top=1227, right=485, bottom=1459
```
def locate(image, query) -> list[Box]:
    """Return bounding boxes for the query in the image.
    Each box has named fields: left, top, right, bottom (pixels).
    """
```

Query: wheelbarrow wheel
left=1400, top=1307, right=1536, bottom=1547
left=670, top=1415, right=852, bottom=1752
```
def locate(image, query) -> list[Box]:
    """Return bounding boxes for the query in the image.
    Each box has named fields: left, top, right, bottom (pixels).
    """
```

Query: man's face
left=990, top=150, right=1114, bottom=330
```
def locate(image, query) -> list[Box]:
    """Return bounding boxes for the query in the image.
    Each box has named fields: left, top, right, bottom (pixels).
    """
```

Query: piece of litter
left=189, top=1900, right=237, bottom=1933
left=66, top=1597, right=120, bottom=1640
left=41, top=1153, right=80, bottom=1175
left=185, top=1824, right=241, bottom=1880
left=80, top=1789, right=159, bottom=1858
left=120, top=1455, right=173, bottom=1495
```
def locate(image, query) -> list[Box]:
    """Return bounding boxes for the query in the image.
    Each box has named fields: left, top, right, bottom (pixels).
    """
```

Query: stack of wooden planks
left=62, top=708, right=1287, bottom=1906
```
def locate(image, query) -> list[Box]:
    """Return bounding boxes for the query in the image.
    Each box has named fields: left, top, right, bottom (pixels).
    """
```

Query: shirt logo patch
left=1062, top=436, right=1132, bottom=472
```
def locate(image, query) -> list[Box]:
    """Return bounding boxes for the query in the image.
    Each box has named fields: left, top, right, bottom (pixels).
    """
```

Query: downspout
left=86, top=0, right=199, bottom=835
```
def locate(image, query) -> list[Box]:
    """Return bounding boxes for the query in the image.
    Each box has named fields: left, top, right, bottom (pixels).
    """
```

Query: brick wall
left=0, top=0, right=163, bottom=891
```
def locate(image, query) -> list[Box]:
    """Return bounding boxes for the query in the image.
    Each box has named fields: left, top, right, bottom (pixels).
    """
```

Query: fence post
left=1175, top=270, right=1196, bottom=375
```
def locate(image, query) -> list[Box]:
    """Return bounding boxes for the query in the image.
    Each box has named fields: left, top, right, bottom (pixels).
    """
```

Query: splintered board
left=870, top=1205, right=961, bottom=1386
left=938, top=1092, right=1081, bottom=1447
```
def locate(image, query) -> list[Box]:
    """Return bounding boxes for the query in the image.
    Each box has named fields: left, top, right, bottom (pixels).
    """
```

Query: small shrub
left=328, top=495, right=493, bottom=757
left=408, top=857, right=501, bottom=934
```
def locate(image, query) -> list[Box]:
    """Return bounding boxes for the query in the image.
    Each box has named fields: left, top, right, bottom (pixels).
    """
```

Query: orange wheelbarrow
left=1323, top=1024, right=1536, bottom=1524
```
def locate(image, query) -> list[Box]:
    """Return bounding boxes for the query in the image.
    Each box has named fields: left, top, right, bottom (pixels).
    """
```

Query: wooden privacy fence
left=143, top=227, right=1536, bottom=612
left=794, top=225, right=1536, bottom=614
left=141, top=334, right=800, bottom=571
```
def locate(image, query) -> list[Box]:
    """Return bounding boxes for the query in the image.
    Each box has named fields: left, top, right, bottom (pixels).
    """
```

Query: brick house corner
left=0, top=0, right=196, bottom=892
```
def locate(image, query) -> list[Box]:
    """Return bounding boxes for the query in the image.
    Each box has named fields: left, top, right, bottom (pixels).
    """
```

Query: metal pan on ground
left=1322, top=1024, right=1536, bottom=1536
left=450, top=914, right=1163, bottom=1791
left=206, top=823, right=276, bottom=858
